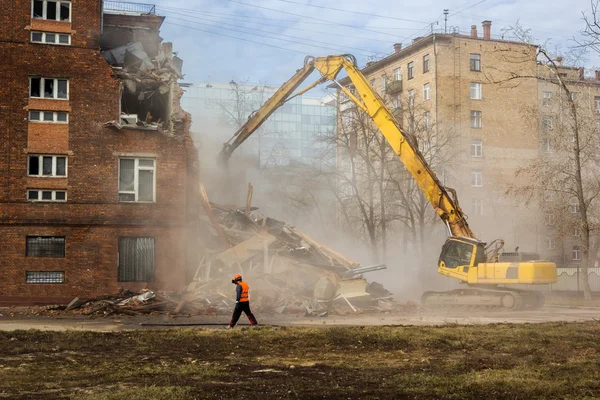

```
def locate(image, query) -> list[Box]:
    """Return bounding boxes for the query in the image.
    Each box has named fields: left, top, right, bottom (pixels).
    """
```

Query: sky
left=145, top=0, right=599, bottom=86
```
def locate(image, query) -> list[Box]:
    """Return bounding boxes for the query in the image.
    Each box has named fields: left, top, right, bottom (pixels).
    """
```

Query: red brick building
left=0, top=1, right=200, bottom=304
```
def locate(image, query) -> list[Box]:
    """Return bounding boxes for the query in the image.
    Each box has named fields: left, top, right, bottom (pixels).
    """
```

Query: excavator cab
left=437, top=237, right=487, bottom=283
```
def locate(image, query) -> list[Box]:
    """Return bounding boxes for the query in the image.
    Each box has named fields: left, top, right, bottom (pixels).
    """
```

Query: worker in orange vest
left=228, top=274, right=258, bottom=328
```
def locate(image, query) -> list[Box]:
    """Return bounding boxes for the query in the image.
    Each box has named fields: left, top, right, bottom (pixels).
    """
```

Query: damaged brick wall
left=0, top=1, right=201, bottom=303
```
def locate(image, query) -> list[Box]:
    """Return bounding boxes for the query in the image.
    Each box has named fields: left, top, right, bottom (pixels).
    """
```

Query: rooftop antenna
left=443, top=9, right=449, bottom=34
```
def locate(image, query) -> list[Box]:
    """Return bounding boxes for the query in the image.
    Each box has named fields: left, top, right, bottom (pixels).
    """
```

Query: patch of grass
left=0, top=323, right=599, bottom=399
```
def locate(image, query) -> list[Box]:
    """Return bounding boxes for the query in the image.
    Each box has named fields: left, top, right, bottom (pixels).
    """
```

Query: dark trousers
left=229, top=301, right=258, bottom=327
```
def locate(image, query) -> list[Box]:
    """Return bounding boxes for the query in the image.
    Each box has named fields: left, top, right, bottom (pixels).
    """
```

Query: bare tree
left=493, top=22, right=600, bottom=299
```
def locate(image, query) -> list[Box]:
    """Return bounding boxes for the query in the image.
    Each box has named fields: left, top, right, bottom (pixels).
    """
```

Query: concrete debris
left=185, top=200, right=407, bottom=316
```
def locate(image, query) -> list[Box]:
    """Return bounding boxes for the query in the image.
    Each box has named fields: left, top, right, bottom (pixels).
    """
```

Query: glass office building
left=180, top=82, right=337, bottom=167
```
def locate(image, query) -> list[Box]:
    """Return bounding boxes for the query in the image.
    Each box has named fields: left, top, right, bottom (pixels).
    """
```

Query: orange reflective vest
left=238, top=281, right=249, bottom=302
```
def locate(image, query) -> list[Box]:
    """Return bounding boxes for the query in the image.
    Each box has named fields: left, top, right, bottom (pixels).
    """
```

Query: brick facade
left=0, top=1, right=200, bottom=303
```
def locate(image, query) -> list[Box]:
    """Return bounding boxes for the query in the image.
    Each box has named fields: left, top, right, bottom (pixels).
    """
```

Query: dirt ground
left=0, top=304, right=598, bottom=332
left=1, top=321, right=600, bottom=399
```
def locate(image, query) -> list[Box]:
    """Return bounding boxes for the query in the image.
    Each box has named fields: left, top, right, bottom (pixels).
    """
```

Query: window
left=570, top=199, right=580, bottom=214
left=542, top=115, right=553, bottom=130
left=26, top=236, right=65, bottom=258
left=27, top=189, right=67, bottom=202
left=407, top=62, right=414, bottom=79
left=423, top=111, right=430, bottom=130
left=471, top=140, right=482, bottom=157
left=543, top=91, right=552, bottom=107
left=545, top=213, right=555, bottom=225
left=28, top=155, right=67, bottom=177
left=30, top=31, right=70, bottom=45
left=542, top=138, right=552, bottom=154
left=118, top=237, right=155, bottom=282
left=546, top=237, right=555, bottom=250
left=380, top=76, right=386, bottom=91
left=570, top=92, right=578, bottom=100
left=119, top=158, right=156, bottom=202
left=26, top=271, right=64, bottom=284
left=471, top=110, right=482, bottom=128
left=423, top=83, right=430, bottom=101
left=470, top=83, right=482, bottom=100
left=572, top=246, right=581, bottom=261
left=573, top=227, right=581, bottom=237
left=29, top=77, right=68, bottom=99
left=29, top=110, right=68, bottom=123
left=392, top=94, right=402, bottom=109
left=32, top=0, right=71, bottom=22
left=472, top=198, right=483, bottom=215
left=393, top=67, right=401, bottom=81
left=369, top=79, right=376, bottom=90
left=595, top=120, right=600, bottom=133
left=470, top=54, right=481, bottom=71
left=407, top=90, right=415, bottom=108
left=423, top=54, right=430, bottom=73
left=595, top=96, right=600, bottom=113
left=471, top=170, right=482, bottom=187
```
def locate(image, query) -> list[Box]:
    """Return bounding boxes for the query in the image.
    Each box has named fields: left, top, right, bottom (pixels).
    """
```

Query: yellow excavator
left=220, top=55, right=557, bottom=310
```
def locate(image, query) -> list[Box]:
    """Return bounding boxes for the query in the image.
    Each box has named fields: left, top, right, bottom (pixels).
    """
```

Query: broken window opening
left=120, top=83, right=171, bottom=130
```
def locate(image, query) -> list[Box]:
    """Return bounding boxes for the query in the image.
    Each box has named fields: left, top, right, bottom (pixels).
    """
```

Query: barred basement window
left=26, top=236, right=66, bottom=258
left=27, top=189, right=67, bottom=202
left=30, top=31, right=71, bottom=45
left=118, top=237, right=155, bottom=282
left=29, top=110, right=68, bottom=123
left=26, top=271, right=64, bottom=284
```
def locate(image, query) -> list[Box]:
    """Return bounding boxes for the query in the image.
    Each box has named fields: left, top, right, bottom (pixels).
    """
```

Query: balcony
left=386, top=79, right=403, bottom=95
left=103, top=1, right=156, bottom=15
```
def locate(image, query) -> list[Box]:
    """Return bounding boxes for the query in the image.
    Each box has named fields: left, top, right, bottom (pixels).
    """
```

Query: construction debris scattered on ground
left=34, top=184, right=416, bottom=318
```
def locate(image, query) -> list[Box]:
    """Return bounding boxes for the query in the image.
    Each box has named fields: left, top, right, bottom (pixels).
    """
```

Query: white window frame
left=118, top=158, right=156, bottom=203
left=27, top=189, right=67, bottom=202
left=542, top=91, right=552, bottom=107
left=472, top=198, right=483, bottom=216
left=572, top=246, right=581, bottom=261
left=471, top=140, right=483, bottom=157
left=393, top=67, right=401, bottom=81
left=27, top=154, right=68, bottom=177
left=29, top=77, right=69, bottom=100
left=407, top=90, right=415, bottom=108
left=595, top=97, right=600, bottom=113
left=470, top=82, right=482, bottom=100
left=542, top=115, right=553, bottom=130
left=570, top=199, right=580, bottom=214
left=545, top=213, right=555, bottom=225
left=32, top=0, right=71, bottom=22
left=369, top=79, right=376, bottom=90
left=573, top=227, right=581, bottom=237
left=30, top=31, right=71, bottom=45
left=28, top=110, right=68, bottom=123
left=423, top=83, right=430, bottom=101
left=471, top=110, right=482, bottom=128
left=423, top=111, right=430, bottom=130
left=423, top=54, right=430, bottom=73
left=469, top=54, right=481, bottom=71
left=546, top=237, right=555, bottom=250
left=407, top=61, right=414, bottom=79
left=380, top=76, right=386, bottom=91
left=471, top=170, right=482, bottom=187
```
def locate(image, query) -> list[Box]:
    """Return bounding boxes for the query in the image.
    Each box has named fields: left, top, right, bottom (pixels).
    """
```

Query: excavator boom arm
left=220, top=55, right=475, bottom=239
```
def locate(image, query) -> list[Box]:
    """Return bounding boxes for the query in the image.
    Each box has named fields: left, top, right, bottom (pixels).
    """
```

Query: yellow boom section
left=220, top=55, right=475, bottom=239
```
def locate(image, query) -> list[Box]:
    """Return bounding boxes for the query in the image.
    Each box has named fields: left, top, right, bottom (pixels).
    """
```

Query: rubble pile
left=188, top=201, right=408, bottom=316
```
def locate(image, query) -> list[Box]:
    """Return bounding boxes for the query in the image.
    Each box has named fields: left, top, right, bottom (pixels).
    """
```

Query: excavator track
left=421, top=287, right=545, bottom=311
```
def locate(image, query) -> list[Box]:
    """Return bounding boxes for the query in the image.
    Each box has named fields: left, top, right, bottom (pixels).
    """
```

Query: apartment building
left=536, top=62, right=600, bottom=267
left=336, top=21, right=542, bottom=254
left=0, top=1, right=200, bottom=303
